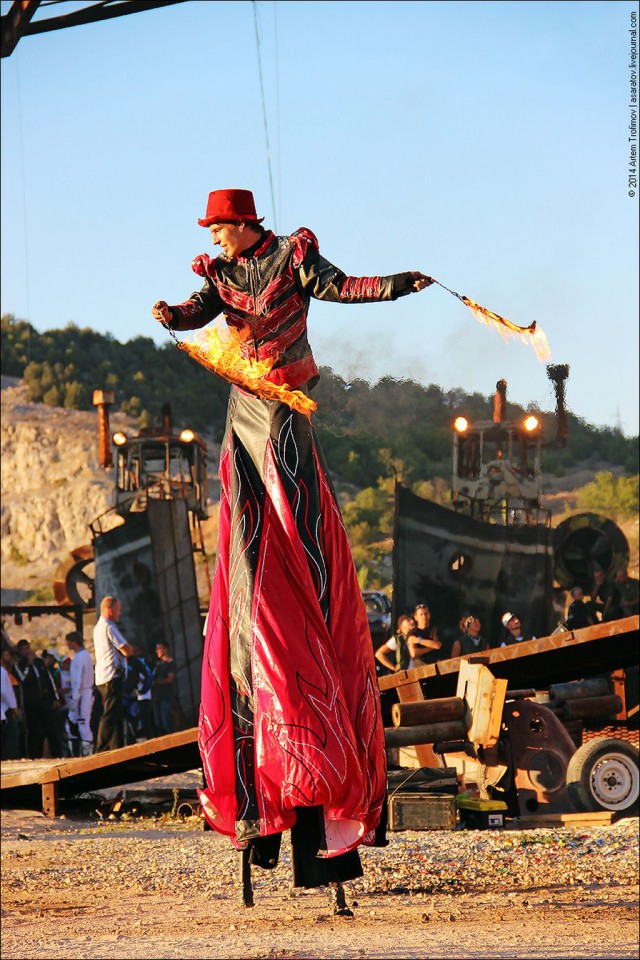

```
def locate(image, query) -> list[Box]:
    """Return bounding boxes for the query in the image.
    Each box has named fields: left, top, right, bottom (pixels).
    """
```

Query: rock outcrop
left=1, top=378, right=220, bottom=607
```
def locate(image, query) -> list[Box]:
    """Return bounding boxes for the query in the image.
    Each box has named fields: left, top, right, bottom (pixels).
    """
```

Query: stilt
left=329, top=881, right=354, bottom=917
left=240, top=848, right=254, bottom=907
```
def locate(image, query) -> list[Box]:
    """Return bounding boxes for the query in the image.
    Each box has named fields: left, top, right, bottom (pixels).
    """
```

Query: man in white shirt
left=65, top=632, right=95, bottom=756
left=93, top=596, right=133, bottom=752
left=1, top=654, right=19, bottom=759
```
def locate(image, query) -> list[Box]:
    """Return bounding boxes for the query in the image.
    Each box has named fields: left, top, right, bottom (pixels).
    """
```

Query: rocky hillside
left=1, top=378, right=220, bottom=648
left=1, top=377, right=125, bottom=599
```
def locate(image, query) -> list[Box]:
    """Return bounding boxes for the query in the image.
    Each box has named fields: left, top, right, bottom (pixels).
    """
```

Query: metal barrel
left=549, top=677, right=612, bottom=703
left=561, top=694, right=622, bottom=721
left=384, top=720, right=468, bottom=748
left=391, top=697, right=466, bottom=728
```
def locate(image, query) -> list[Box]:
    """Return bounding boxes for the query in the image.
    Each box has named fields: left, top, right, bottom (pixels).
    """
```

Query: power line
left=15, top=56, right=31, bottom=353
left=273, top=0, right=281, bottom=228
left=252, top=1, right=277, bottom=231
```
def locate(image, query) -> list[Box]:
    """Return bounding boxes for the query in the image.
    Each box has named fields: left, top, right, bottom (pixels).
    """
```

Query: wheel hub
left=590, top=754, right=640, bottom=808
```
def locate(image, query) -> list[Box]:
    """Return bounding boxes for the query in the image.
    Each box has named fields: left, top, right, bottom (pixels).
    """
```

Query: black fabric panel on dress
left=269, top=404, right=329, bottom=622
left=290, top=806, right=363, bottom=888
left=227, top=426, right=266, bottom=826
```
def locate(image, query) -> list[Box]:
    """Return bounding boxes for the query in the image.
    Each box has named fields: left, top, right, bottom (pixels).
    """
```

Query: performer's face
left=209, top=222, right=248, bottom=258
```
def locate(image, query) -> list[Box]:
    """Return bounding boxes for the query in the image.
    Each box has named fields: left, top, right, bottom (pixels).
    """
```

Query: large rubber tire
left=566, top=737, right=639, bottom=814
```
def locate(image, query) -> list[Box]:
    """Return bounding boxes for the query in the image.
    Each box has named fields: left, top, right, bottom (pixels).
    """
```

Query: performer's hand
left=152, top=300, right=172, bottom=324
left=410, top=272, right=434, bottom=292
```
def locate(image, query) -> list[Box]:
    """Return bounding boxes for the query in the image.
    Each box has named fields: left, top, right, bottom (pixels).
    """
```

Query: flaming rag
left=164, top=227, right=419, bottom=885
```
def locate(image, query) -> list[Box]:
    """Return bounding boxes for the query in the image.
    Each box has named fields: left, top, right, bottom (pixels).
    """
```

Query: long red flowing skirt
left=197, top=388, right=386, bottom=857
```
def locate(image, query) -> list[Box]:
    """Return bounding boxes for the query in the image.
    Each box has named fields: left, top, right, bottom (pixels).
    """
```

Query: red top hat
left=197, top=189, right=264, bottom=227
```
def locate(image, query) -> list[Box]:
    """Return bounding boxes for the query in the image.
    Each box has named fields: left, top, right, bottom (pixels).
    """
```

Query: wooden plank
left=516, top=810, right=614, bottom=826
left=1, top=728, right=199, bottom=790
left=378, top=615, right=639, bottom=701
left=41, top=781, right=58, bottom=818
left=437, top=616, right=640, bottom=679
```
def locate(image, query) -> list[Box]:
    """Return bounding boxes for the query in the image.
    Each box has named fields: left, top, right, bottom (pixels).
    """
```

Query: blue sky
left=2, top=0, right=638, bottom=435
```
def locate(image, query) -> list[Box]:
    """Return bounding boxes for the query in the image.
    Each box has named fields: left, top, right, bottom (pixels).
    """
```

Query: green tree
left=575, top=472, right=639, bottom=520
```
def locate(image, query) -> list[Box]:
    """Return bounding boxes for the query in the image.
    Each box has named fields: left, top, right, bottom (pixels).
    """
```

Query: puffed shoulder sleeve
left=290, top=228, right=411, bottom=304
left=165, top=254, right=225, bottom=331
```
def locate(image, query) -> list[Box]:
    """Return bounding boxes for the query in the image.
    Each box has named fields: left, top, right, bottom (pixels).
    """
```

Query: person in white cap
left=500, top=612, right=534, bottom=647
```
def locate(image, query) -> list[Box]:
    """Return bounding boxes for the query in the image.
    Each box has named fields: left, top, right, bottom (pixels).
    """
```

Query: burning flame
left=175, top=324, right=317, bottom=418
left=461, top=296, right=552, bottom=362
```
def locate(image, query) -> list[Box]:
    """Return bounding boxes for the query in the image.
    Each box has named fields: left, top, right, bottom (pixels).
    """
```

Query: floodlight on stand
left=180, top=429, right=196, bottom=443
left=454, top=417, right=469, bottom=433
left=112, top=432, right=128, bottom=446
left=523, top=416, right=539, bottom=432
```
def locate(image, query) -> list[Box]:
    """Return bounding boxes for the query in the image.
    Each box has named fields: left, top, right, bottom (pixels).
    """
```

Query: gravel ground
left=1, top=808, right=638, bottom=959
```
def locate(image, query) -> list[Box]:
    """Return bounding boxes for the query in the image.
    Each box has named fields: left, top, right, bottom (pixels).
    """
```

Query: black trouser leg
left=96, top=678, right=124, bottom=752
left=240, top=848, right=254, bottom=907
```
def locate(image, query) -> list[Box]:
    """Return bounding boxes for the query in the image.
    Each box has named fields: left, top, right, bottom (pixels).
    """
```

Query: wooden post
left=42, top=781, right=58, bottom=818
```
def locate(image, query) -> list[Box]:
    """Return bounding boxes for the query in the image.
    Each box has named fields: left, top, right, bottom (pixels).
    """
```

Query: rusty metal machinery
left=111, top=410, right=208, bottom=521
left=52, top=544, right=95, bottom=609
left=383, top=650, right=640, bottom=818
left=53, top=405, right=210, bottom=612
left=450, top=366, right=571, bottom=526
left=552, top=512, right=630, bottom=593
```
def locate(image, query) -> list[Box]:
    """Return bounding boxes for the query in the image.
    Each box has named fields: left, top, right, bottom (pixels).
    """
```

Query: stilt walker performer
left=152, top=189, right=432, bottom=907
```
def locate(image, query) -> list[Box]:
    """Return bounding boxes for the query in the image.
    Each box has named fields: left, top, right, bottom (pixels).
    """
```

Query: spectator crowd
left=1, top=595, right=179, bottom=762
left=375, top=564, right=639, bottom=675
left=2, top=567, right=638, bottom=755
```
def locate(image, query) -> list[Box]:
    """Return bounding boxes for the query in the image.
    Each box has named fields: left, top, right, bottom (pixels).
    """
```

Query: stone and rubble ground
left=1, top=802, right=638, bottom=960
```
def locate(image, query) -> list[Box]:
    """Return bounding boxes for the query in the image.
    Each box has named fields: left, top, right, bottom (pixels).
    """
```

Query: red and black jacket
left=167, top=228, right=416, bottom=390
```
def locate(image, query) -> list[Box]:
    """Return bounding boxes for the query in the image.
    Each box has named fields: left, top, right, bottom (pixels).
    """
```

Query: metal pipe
left=384, top=720, right=468, bottom=748
left=549, top=678, right=611, bottom=704
left=505, top=689, right=537, bottom=700
left=561, top=695, right=622, bottom=721
left=433, top=740, right=476, bottom=756
left=92, top=389, right=115, bottom=469
left=493, top=379, right=507, bottom=423
left=391, top=697, right=466, bottom=728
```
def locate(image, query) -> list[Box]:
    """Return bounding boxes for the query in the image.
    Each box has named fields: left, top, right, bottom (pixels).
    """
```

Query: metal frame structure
left=1, top=0, right=187, bottom=58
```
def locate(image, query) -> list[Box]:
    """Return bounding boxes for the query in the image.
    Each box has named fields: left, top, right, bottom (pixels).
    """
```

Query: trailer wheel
left=566, top=737, right=639, bottom=814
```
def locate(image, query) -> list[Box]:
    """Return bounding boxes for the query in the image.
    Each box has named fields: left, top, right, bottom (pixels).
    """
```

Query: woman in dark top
left=450, top=614, right=489, bottom=659
left=407, top=603, right=442, bottom=667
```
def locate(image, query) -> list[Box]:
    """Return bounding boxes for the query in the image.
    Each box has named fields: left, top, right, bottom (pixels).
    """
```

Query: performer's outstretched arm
left=152, top=278, right=225, bottom=331
left=292, top=228, right=433, bottom=304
